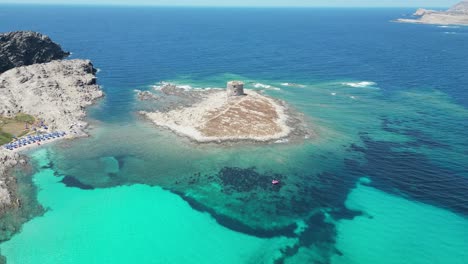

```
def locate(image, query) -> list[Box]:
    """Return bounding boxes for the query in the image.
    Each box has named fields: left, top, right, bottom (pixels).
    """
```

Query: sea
left=0, top=5, right=467, bottom=264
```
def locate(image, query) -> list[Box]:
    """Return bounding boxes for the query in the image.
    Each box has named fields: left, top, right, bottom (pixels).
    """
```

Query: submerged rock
left=0, top=31, right=70, bottom=73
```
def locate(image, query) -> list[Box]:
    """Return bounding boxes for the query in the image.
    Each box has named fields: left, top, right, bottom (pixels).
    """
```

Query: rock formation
left=140, top=83, right=312, bottom=143
left=0, top=59, right=103, bottom=214
left=396, top=1, right=468, bottom=25
left=0, top=31, right=69, bottom=73
left=448, top=0, right=468, bottom=13
left=0, top=29, right=103, bottom=216
left=0, top=59, right=102, bottom=133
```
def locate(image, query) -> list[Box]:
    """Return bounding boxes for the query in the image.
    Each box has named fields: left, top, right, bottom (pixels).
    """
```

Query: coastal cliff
left=0, top=31, right=69, bottom=73
left=0, top=32, right=103, bottom=218
left=396, top=1, right=468, bottom=25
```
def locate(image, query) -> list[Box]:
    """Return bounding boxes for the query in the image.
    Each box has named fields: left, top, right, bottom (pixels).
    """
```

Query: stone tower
left=227, top=81, right=244, bottom=96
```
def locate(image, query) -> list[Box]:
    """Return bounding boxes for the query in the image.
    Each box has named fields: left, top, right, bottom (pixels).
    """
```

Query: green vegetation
left=0, top=113, right=36, bottom=144
left=0, top=131, right=13, bottom=145
left=14, top=113, right=35, bottom=124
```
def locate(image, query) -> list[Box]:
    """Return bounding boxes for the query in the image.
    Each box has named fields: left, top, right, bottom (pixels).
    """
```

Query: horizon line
left=0, top=2, right=447, bottom=9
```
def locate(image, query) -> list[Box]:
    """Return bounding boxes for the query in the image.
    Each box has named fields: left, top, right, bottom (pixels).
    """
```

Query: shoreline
left=140, top=88, right=313, bottom=144
left=395, top=2, right=468, bottom=26
left=394, top=18, right=468, bottom=26
left=0, top=59, right=103, bottom=220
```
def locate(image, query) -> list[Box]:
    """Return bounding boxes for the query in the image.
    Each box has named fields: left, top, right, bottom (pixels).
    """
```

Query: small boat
left=272, top=180, right=280, bottom=185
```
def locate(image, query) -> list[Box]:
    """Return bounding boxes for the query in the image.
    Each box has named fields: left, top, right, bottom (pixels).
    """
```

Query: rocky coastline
left=396, top=1, right=468, bottom=26
left=139, top=83, right=312, bottom=144
left=0, top=31, right=103, bottom=216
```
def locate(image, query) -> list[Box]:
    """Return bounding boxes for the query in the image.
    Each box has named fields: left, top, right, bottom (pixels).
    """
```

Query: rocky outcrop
left=0, top=31, right=69, bottom=73
left=0, top=151, right=20, bottom=212
left=0, top=59, right=103, bottom=213
left=413, top=8, right=431, bottom=16
left=140, top=83, right=312, bottom=143
left=0, top=59, right=103, bottom=134
left=448, top=0, right=468, bottom=13
left=396, top=1, right=468, bottom=25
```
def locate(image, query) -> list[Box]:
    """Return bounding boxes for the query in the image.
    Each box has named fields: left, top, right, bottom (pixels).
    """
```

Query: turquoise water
left=0, top=6, right=467, bottom=264
left=332, top=181, right=468, bottom=264
left=1, top=151, right=296, bottom=264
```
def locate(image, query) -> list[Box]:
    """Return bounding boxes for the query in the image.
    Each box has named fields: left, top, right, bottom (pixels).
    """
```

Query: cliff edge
left=0, top=31, right=69, bottom=73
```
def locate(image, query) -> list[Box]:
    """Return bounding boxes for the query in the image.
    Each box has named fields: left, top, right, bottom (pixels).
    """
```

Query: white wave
left=95, top=68, right=101, bottom=73
left=280, top=82, right=305, bottom=88
left=350, top=96, right=356, bottom=99
left=253, top=83, right=281, bottom=90
left=438, top=25, right=459, bottom=28
left=443, top=31, right=457, bottom=35
left=331, top=92, right=337, bottom=96
left=177, top=85, right=194, bottom=90
left=341, top=81, right=376, bottom=88
left=152, top=81, right=194, bottom=91
left=274, top=138, right=289, bottom=144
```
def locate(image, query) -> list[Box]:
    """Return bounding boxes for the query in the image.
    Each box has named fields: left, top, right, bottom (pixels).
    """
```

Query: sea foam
left=280, top=82, right=305, bottom=88
left=253, top=83, right=281, bottom=90
left=341, top=81, right=377, bottom=88
left=438, top=25, right=460, bottom=29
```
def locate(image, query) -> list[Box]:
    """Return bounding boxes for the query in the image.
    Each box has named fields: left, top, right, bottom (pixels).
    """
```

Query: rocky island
left=0, top=31, right=103, bottom=216
left=140, top=81, right=311, bottom=143
left=396, top=1, right=468, bottom=26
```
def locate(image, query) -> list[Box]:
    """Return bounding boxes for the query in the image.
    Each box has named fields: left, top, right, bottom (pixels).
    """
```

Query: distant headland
left=396, top=1, right=468, bottom=26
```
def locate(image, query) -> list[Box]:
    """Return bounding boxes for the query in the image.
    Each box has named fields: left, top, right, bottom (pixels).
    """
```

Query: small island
left=396, top=1, right=468, bottom=26
left=140, top=81, right=310, bottom=143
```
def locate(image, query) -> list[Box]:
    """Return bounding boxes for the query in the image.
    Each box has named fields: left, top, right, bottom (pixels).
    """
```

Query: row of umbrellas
left=2, top=131, right=66, bottom=150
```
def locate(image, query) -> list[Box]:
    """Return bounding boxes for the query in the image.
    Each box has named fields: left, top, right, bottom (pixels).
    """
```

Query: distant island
left=396, top=1, right=468, bottom=25
left=139, top=81, right=311, bottom=143
left=0, top=31, right=103, bottom=215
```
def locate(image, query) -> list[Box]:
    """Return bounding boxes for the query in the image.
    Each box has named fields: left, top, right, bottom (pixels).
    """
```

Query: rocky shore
left=140, top=83, right=312, bottom=143
left=0, top=31, right=103, bottom=216
left=396, top=1, right=468, bottom=26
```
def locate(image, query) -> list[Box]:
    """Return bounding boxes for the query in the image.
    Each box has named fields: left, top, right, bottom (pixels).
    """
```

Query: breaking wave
left=438, top=25, right=460, bottom=28
left=341, top=81, right=377, bottom=88
left=280, top=82, right=305, bottom=88
left=253, top=83, right=281, bottom=90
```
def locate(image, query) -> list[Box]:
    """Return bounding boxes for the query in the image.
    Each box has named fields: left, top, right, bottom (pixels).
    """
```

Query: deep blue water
left=1, top=5, right=467, bottom=120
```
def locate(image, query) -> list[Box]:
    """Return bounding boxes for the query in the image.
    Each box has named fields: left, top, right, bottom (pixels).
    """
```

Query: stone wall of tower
left=227, top=81, right=244, bottom=96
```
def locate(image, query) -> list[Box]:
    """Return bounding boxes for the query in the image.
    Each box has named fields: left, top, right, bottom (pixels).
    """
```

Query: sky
left=0, top=0, right=457, bottom=7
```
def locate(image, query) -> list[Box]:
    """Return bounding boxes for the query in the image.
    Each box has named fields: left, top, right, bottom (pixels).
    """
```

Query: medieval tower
left=227, top=81, right=244, bottom=96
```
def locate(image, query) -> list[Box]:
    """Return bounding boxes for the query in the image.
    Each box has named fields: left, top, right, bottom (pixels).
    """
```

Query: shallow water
left=332, top=181, right=468, bottom=264
left=0, top=6, right=467, bottom=264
